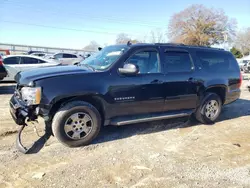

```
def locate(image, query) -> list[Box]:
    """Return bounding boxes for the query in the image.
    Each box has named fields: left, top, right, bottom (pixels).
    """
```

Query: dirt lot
left=0, top=80, right=250, bottom=188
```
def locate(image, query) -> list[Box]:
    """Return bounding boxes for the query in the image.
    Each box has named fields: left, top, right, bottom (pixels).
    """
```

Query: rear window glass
left=164, top=51, right=192, bottom=73
left=196, top=51, right=239, bottom=72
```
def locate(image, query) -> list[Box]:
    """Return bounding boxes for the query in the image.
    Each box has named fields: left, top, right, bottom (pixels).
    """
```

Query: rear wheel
left=195, top=93, right=222, bottom=124
left=52, top=101, right=101, bottom=147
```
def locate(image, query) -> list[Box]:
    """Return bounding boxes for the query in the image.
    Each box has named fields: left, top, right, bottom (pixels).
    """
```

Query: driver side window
left=125, top=50, right=160, bottom=74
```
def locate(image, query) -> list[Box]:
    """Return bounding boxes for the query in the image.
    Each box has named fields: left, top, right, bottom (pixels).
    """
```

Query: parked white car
left=47, top=53, right=84, bottom=65
left=3, top=55, right=61, bottom=81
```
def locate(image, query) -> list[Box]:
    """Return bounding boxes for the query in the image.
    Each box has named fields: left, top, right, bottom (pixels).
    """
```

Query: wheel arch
left=48, top=94, right=106, bottom=124
left=205, top=85, right=227, bottom=104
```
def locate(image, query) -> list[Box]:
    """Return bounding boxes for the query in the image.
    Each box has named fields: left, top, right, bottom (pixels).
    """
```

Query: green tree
left=230, top=47, right=243, bottom=58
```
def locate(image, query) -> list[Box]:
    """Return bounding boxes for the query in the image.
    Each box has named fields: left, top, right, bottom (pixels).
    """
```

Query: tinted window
left=196, top=51, right=239, bottom=72
left=125, top=51, right=160, bottom=74
left=164, top=51, right=192, bottom=73
left=63, top=54, right=77, bottom=58
left=21, top=57, right=39, bottom=64
left=4, top=57, right=20, bottom=65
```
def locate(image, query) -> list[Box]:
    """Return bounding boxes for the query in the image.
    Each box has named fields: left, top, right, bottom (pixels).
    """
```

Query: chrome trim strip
left=115, top=113, right=190, bottom=126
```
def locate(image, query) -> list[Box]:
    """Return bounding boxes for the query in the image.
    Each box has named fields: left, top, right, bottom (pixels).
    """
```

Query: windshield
left=79, top=45, right=128, bottom=70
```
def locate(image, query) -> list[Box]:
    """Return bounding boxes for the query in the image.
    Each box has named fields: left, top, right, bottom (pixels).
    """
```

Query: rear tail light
left=239, top=72, right=242, bottom=88
left=0, top=56, right=3, bottom=65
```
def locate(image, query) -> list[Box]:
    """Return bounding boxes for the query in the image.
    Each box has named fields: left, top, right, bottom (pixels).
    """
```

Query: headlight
left=21, top=87, right=42, bottom=105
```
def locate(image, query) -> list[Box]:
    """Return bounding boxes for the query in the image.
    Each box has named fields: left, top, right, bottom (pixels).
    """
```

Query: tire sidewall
left=53, top=103, right=101, bottom=147
left=201, top=93, right=222, bottom=123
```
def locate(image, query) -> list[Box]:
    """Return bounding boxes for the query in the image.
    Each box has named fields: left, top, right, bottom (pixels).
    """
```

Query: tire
left=195, top=92, right=222, bottom=124
left=52, top=101, right=101, bottom=147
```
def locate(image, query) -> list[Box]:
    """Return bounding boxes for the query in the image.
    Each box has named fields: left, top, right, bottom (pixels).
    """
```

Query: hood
left=15, top=65, right=93, bottom=85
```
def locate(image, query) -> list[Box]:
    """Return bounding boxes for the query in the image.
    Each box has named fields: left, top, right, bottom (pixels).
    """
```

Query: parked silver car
left=46, top=53, right=84, bottom=65
left=242, top=60, right=250, bottom=73
left=3, top=55, right=61, bottom=81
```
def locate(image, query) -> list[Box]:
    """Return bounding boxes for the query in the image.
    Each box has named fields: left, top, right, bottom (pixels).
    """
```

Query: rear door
left=19, top=57, right=41, bottom=71
left=161, top=48, right=199, bottom=111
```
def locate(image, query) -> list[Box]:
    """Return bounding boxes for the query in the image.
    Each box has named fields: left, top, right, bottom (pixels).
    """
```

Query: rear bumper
left=9, top=95, right=37, bottom=125
left=224, top=89, right=241, bottom=105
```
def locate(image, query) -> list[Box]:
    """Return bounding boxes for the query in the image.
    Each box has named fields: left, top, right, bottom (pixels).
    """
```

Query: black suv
left=10, top=43, right=241, bottom=151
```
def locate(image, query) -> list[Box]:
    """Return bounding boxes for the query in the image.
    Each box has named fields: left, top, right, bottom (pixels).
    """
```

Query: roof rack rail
left=154, top=43, right=185, bottom=46
left=190, top=45, right=225, bottom=50
left=154, top=43, right=224, bottom=50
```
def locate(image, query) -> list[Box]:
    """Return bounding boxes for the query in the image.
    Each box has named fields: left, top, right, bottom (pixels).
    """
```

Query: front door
left=161, top=49, right=199, bottom=112
left=106, top=48, right=165, bottom=118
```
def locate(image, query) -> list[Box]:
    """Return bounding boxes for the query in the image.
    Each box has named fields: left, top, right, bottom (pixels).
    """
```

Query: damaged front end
left=9, top=85, right=42, bottom=153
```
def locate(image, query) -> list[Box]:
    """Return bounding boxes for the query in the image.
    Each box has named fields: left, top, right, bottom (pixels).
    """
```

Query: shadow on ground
left=26, top=132, right=52, bottom=154
left=0, top=82, right=15, bottom=95
left=15, top=98, right=250, bottom=153
left=94, top=98, right=250, bottom=145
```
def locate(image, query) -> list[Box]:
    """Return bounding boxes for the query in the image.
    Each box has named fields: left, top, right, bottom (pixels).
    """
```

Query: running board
left=110, top=110, right=192, bottom=126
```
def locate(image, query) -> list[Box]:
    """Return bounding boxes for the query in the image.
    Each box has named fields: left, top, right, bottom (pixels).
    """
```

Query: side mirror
left=118, top=63, right=139, bottom=75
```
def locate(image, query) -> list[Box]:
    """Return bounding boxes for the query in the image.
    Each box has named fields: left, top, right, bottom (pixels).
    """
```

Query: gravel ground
left=0, top=79, right=250, bottom=188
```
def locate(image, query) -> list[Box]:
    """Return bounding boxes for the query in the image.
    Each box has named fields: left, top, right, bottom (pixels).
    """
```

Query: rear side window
left=164, top=51, right=192, bottom=73
left=21, top=57, right=39, bottom=64
left=63, top=54, right=77, bottom=58
left=4, top=57, right=20, bottom=64
left=196, top=51, right=239, bottom=72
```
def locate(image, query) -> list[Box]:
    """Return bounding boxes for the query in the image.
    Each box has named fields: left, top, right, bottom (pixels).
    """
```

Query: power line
left=2, top=0, right=166, bottom=28
left=0, top=20, right=147, bottom=38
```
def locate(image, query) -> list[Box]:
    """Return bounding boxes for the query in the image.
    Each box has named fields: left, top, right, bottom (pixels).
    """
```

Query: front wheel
left=195, top=93, right=222, bottom=124
left=52, top=101, right=101, bottom=147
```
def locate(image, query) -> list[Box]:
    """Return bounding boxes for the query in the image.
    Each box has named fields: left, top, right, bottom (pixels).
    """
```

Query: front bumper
left=9, top=95, right=37, bottom=125
left=10, top=95, right=40, bottom=154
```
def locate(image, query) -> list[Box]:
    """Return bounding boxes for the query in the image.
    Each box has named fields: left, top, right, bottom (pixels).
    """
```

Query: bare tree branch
left=235, top=28, right=250, bottom=55
left=167, top=4, right=237, bottom=46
